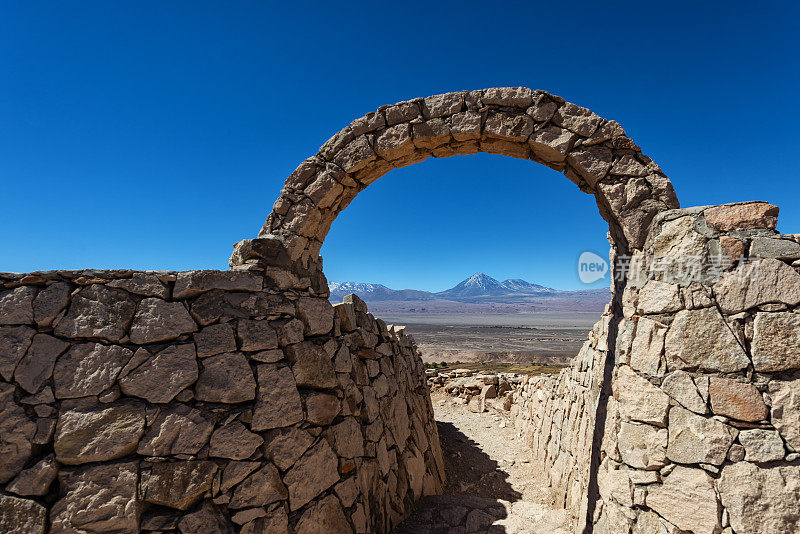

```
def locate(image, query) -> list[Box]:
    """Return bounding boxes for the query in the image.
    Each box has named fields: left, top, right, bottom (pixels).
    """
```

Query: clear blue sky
left=2, top=1, right=798, bottom=291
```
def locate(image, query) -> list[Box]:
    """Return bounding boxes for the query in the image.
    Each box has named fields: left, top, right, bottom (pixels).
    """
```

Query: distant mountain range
left=328, top=272, right=609, bottom=311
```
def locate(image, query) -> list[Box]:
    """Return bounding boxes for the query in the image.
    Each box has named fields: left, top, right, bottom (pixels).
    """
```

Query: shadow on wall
left=394, top=420, right=516, bottom=532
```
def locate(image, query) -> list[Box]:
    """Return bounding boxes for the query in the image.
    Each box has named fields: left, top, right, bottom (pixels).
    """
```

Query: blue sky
left=1, top=1, right=798, bottom=291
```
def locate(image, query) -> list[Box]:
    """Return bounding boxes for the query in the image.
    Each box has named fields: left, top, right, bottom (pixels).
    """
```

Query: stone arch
left=241, top=87, right=679, bottom=277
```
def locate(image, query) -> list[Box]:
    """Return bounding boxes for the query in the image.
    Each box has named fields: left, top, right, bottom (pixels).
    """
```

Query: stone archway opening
left=229, top=87, right=682, bottom=531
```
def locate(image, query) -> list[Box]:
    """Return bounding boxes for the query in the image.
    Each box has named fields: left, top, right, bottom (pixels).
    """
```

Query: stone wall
left=0, top=267, right=445, bottom=533
left=512, top=201, right=800, bottom=534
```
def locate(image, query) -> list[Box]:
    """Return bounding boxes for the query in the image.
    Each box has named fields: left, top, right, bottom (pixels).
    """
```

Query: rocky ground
left=394, top=388, right=570, bottom=533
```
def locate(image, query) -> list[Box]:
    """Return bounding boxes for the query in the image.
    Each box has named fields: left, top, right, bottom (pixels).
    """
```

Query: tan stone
left=263, top=427, right=315, bottom=471
left=704, top=202, right=779, bottom=231
left=53, top=343, right=133, bottom=399
left=194, top=323, right=237, bottom=357
left=295, top=297, right=335, bottom=336
left=15, top=333, right=70, bottom=393
left=666, top=406, right=737, bottom=465
left=553, top=102, right=602, bottom=136
left=283, top=440, right=340, bottom=511
left=646, top=466, right=720, bottom=534
left=768, top=378, right=800, bottom=451
left=751, top=312, right=800, bottom=372
left=118, top=344, right=198, bottom=403
left=285, top=341, right=337, bottom=389
left=229, top=463, right=287, bottom=509
left=664, top=307, right=749, bottom=372
left=617, top=421, right=667, bottom=470
left=566, top=145, right=612, bottom=187
left=0, top=384, right=36, bottom=483
left=0, top=494, right=46, bottom=534
left=54, top=284, right=136, bottom=342
left=529, top=125, right=576, bottom=163
left=661, top=370, right=707, bottom=414
left=50, top=461, right=140, bottom=534
left=713, top=258, right=800, bottom=313
left=636, top=280, right=682, bottom=314
left=613, top=366, right=670, bottom=426
left=141, top=461, right=217, bottom=511
left=0, top=325, right=35, bottom=381
left=718, top=462, right=800, bottom=534
left=629, top=317, right=667, bottom=377
left=54, top=401, right=145, bottom=465
left=294, top=494, right=351, bottom=534
left=709, top=377, right=768, bottom=422
left=210, top=421, right=263, bottom=460
left=194, top=352, right=256, bottom=403
left=0, top=286, right=36, bottom=325
left=738, top=429, right=785, bottom=462
left=250, top=364, right=303, bottom=431
left=136, top=405, right=214, bottom=456
left=6, top=455, right=57, bottom=497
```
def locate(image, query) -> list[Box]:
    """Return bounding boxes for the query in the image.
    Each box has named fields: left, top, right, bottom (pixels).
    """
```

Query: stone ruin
left=0, top=87, right=798, bottom=533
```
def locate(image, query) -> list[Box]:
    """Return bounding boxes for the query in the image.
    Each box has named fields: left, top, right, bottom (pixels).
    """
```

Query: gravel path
left=394, top=392, right=571, bottom=533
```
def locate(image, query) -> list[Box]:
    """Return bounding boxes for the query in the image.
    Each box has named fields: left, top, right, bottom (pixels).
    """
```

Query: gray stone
left=613, top=365, right=670, bottom=426
left=14, top=333, right=69, bottom=393
left=50, top=461, right=140, bottom=534
left=129, top=298, right=197, bottom=344
left=646, top=466, right=720, bottom=534
left=141, top=461, right=217, bottom=510
left=666, top=406, right=737, bottom=465
left=294, top=494, right=350, bottom=534
left=664, top=307, right=749, bottom=372
left=237, top=319, right=278, bottom=351
left=767, top=378, right=800, bottom=451
left=529, top=125, right=576, bottom=163
left=251, top=364, right=303, bottom=431
left=194, top=352, right=256, bottom=403
left=718, top=461, right=800, bottom=534
left=32, top=282, right=70, bottom=327
left=229, top=463, right=287, bottom=509
left=752, top=312, right=800, bottom=372
left=6, top=454, right=57, bottom=496
left=0, top=383, right=36, bottom=483
left=118, top=344, right=198, bottom=403
left=709, top=377, right=768, bottom=422
left=173, top=270, right=262, bottom=298
left=0, top=494, right=46, bottom=534
left=263, top=427, right=315, bottom=471
left=53, top=343, right=133, bottom=399
left=661, top=370, right=707, bottom=414
left=617, top=421, right=668, bottom=470
left=749, top=237, right=800, bottom=260
left=0, top=325, right=35, bottom=381
left=54, top=284, right=136, bottom=342
left=283, top=440, right=340, bottom=511
left=107, top=273, right=169, bottom=298
left=210, top=421, right=263, bottom=460
left=0, top=286, right=36, bottom=325
left=296, top=297, right=334, bottom=335
left=738, top=429, right=785, bottom=462
left=194, top=323, right=237, bottom=357
left=714, top=258, right=800, bottom=313
left=54, top=401, right=145, bottom=465
left=285, top=341, right=337, bottom=389
left=137, top=405, right=214, bottom=456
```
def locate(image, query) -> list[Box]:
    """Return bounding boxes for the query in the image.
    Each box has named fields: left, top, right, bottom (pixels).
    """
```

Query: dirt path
left=394, top=392, right=570, bottom=533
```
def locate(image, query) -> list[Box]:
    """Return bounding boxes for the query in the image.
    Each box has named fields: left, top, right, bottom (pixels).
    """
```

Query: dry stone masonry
left=2, top=88, right=799, bottom=533
left=512, top=201, right=800, bottom=533
left=0, top=269, right=445, bottom=533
